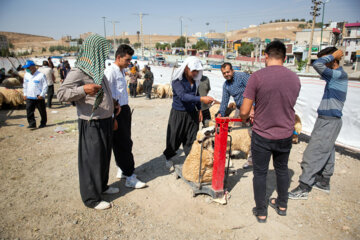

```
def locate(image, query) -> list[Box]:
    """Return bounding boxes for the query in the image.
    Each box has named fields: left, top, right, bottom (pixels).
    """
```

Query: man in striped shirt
left=289, top=47, right=348, bottom=200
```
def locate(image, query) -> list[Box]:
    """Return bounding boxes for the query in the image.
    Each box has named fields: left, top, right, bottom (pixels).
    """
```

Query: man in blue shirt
left=218, top=62, right=251, bottom=117
left=289, top=47, right=348, bottom=200
left=218, top=62, right=253, bottom=169
left=163, top=57, right=214, bottom=169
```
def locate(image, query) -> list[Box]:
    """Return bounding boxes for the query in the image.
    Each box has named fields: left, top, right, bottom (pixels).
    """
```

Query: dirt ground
left=0, top=81, right=359, bottom=240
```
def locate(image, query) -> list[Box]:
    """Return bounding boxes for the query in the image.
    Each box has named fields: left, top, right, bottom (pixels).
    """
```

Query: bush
left=295, top=58, right=307, bottom=71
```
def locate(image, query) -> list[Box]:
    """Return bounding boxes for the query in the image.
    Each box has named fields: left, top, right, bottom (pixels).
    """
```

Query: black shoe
left=38, top=124, right=46, bottom=128
left=252, top=207, right=267, bottom=223
left=288, top=185, right=309, bottom=200
left=27, top=125, right=36, bottom=129
left=269, top=198, right=287, bottom=216
left=313, top=180, right=330, bottom=193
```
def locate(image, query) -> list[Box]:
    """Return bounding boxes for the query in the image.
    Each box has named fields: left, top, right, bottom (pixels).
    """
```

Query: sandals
left=252, top=207, right=267, bottom=223
left=269, top=198, right=287, bottom=216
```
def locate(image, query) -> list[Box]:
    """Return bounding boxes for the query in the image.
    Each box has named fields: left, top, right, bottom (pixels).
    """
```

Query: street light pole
left=102, top=17, right=107, bottom=38
left=320, top=0, right=330, bottom=48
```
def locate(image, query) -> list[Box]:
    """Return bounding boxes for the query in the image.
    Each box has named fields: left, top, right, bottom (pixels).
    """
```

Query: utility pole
left=102, top=17, right=107, bottom=38
left=180, top=17, right=183, bottom=37
left=306, top=0, right=321, bottom=73
left=224, top=21, right=228, bottom=60
left=134, top=12, right=148, bottom=58
left=320, top=0, right=330, bottom=48
left=109, top=20, right=119, bottom=50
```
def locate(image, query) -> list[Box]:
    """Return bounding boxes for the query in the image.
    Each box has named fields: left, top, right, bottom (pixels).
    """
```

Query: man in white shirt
left=104, top=44, right=146, bottom=189
left=38, top=61, right=55, bottom=108
left=23, top=60, right=48, bottom=128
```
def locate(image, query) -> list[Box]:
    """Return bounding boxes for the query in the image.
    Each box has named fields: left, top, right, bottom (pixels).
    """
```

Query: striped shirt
left=219, top=71, right=250, bottom=116
left=312, top=55, right=348, bottom=118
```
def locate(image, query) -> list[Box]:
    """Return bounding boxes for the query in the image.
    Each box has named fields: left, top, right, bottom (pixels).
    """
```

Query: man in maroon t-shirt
left=240, top=41, right=301, bottom=223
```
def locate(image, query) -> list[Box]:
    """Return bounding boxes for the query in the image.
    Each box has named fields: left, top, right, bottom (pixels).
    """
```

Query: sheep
left=136, top=79, right=145, bottom=94
left=293, top=114, right=302, bottom=144
left=156, top=85, right=166, bottom=98
left=2, top=78, right=21, bottom=88
left=182, top=127, right=215, bottom=183
left=0, top=87, right=24, bottom=107
left=0, top=92, right=4, bottom=108
left=163, top=83, right=173, bottom=98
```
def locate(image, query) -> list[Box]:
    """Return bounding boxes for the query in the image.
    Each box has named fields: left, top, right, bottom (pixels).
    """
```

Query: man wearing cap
left=163, top=57, right=214, bottom=170
left=23, top=60, right=48, bottom=128
left=38, top=61, right=56, bottom=108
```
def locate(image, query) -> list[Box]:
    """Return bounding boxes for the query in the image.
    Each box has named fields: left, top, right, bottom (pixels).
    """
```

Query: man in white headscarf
left=163, top=57, right=214, bottom=169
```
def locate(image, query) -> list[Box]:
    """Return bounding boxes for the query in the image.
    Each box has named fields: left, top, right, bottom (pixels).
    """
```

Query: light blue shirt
left=104, top=63, right=129, bottom=106
left=23, top=71, right=48, bottom=99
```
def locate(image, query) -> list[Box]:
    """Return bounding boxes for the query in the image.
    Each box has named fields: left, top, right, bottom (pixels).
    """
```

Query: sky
left=0, top=0, right=359, bottom=40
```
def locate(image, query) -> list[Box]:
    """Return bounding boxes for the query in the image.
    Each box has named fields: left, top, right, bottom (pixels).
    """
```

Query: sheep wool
left=2, top=78, right=21, bottom=88
left=0, top=87, right=24, bottom=107
left=182, top=138, right=214, bottom=183
left=0, top=92, right=4, bottom=108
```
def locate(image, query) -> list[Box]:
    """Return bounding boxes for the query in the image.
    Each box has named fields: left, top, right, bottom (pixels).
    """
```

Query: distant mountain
left=0, top=31, right=54, bottom=43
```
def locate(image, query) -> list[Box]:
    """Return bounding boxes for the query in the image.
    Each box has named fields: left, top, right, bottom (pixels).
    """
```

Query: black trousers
left=47, top=85, right=54, bottom=108
left=26, top=99, right=47, bottom=127
left=78, top=117, right=113, bottom=208
left=251, top=131, right=293, bottom=216
left=163, top=108, right=199, bottom=160
left=143, top=80, right=153, bottom=99
left=129, top=83, right=137, bottom=97
left=113, top=105, right=135, bottom=177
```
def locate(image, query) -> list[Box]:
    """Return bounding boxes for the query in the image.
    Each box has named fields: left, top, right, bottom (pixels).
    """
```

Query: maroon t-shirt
left=243, top=65, right=301, bottom=140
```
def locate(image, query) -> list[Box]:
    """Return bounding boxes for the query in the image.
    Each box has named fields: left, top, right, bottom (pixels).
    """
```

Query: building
left=0, top=35, right=8, bottom=49
left=342, top=22, right=360, bottom=63
left=80, top=32, right=94, bottom=40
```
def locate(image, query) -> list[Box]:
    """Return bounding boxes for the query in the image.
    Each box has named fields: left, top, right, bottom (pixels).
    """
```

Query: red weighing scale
left=174, top=116, right=244, bottom=202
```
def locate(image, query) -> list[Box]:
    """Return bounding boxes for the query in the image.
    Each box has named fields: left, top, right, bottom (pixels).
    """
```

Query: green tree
left=298, top=24, right=306, bottom=29
left=42, top=47, right=47, bottom=53
left=124, top=38, right=130, bottom=44
left=49, top=46, right=55, bottom=53
left=133, top=42, right=141, bottom=48
left=173, top=36, right=188, bottom=48
left=192, top=39, right=209, bottom=50
left=9, top=42, right=14, bottom=49
left=237, top=42, right=254, bottom=56
left=215, top=49, right=223, bottom=55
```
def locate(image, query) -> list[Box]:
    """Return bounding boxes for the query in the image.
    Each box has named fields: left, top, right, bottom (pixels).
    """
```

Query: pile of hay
left=0, top=87, right=24, bottom=107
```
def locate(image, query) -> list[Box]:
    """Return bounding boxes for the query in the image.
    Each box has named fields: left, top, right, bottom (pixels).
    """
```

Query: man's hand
left=200, top=96, right=214, bottom=105
left=37, top=96, right=43, bottom=100
left=83, top=84, right=101, bottom=96
left=23, top=96, right=27, bottom=101
left=332, top=50, right=344, bottom=61
left=249, top=106, right=255, bottom=123
left=114, top=103, right=121, bottom=116
left=216, top=113, right=221, bottom=118
left=199, top=110, right=203, bottom=123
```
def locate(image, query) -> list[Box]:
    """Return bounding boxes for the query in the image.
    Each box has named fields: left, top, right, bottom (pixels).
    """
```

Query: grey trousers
left=299, top=116, right=342, bottom=187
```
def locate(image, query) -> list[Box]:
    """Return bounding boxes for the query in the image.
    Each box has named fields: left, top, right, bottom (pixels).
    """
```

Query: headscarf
left=130, top=66, right=137, bottom=74
left=171, top=56, right=203, bottom=91
left=75, top=34, right=111, bottom=120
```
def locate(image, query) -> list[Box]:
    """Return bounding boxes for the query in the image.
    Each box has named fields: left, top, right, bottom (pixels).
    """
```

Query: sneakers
left=288, top=185, right=309, bottom=200
left=103, top=187, right=120, bottom=194
left=125, top=174, right=147, bottom=189
left=242, top=160, right=253, bottom=169
left=116, top=167, right=126, bottom=179
left=38, top=124, right=46, bottom=128
left=313, top=180, right=330, bottom=193
left=94, top=201, right=111, bottom=210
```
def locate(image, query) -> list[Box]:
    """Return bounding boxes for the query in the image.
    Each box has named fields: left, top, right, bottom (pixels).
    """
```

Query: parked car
left=226, top=54, right=236, bottom=60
